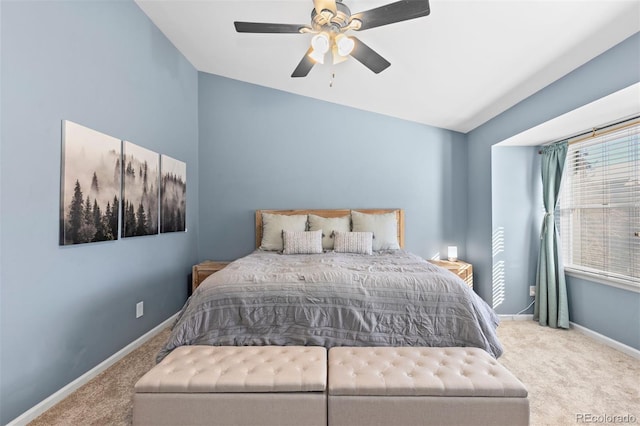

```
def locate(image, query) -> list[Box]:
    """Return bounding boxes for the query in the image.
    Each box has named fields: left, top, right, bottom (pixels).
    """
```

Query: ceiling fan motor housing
left=311, top=2, right=352, bottom=33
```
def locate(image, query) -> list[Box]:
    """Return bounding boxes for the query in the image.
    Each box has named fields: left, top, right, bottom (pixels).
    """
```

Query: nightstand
left=192, top=261, right=231, bottom=292
left=428, top=259, right=473, bottom=288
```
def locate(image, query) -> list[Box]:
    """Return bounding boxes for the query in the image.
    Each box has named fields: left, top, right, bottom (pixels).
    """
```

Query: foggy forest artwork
left=160, top=155, right=187, bottom=233
left=122, top=141, right=159, bottom=238
left=60, top=121, right=121, bottom=245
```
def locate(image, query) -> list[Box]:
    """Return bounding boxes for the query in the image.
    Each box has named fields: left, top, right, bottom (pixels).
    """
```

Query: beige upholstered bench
left=133, top=346, right=327, bottom=426
left=328, top=347, right=529, bottom=426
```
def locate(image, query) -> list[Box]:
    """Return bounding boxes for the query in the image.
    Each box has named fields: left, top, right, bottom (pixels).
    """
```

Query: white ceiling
left=135, top=0, right=640, bottom=133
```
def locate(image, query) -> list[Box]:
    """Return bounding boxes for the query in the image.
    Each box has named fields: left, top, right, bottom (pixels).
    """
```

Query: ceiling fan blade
left=234, top=22, right=308, bottom=33
left=291, top=48, right=316, bottom=78
left=351, top=0, right=430, bottom=31
left=314, top=0, right=337, bottom=15
left=350, top=37, right=391, bottom=74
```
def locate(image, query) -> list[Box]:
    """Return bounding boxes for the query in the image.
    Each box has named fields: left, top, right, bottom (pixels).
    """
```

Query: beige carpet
left=29, top=321, right=639, bottom=426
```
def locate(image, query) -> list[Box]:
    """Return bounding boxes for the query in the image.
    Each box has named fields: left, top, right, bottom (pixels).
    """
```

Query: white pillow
left=260, top=213, right=307, bottom=251
left=308, top=214, right=351, bottom=250
left=282, top=230, right=323, bottom=254
left=334, top=231, right=373, bottom=255
left=351, top=211, right=400, bottom=251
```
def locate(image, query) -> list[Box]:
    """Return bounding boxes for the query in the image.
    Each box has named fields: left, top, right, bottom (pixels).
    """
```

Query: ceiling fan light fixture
left=309, top=32, right=330, bottom=64
left=311, top=33, right=330, bottom=53
left=335, top=34, right=355, bottom=56
left=308, top=49, right=326, bottom=64
left=332, top=45, right=349, bottom=64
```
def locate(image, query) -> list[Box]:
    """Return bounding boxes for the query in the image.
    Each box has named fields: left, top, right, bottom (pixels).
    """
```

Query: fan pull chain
left=329, top=72, right=335, bottom=88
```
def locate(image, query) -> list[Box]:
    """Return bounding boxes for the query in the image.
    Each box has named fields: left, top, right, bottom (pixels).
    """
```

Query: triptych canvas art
left=60, top=120, right=186, bottom=246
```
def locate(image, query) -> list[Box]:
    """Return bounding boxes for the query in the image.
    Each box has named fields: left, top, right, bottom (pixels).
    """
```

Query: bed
left=157, top=209, right=503, bottom=362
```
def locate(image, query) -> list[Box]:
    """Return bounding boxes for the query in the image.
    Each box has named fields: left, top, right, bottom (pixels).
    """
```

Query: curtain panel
left=535, top=141, right=569, bottom=329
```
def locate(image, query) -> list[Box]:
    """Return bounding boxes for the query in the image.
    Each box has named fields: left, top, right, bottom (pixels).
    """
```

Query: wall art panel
left=160, top=154, right=186, bottom=233
left=59, top=120, right=121, bottom=245
left=122, top=141, right=159, bottom=237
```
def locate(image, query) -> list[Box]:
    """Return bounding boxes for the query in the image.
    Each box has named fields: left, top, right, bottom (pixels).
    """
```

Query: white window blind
left=557, top=120, right=640, bottom=287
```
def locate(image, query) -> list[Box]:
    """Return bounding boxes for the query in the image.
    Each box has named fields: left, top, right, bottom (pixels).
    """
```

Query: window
left=557, top=119, right=639, bottom=289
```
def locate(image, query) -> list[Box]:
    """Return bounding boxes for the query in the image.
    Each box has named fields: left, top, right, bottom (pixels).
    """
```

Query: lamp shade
left=308, top=33, right=330, bottom=64
left=447, top=246, right=458, bottom=261
left=308, top=49, right=326, bottom=64
left=335, top=34, right=355, bottom=56
left=332, top=45, right=349, bottom=64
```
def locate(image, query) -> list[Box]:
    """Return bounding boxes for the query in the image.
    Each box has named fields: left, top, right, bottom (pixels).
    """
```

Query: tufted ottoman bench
left=328, top=347, right=529, bottom=426
left=133, top=345, right=327, bottom=426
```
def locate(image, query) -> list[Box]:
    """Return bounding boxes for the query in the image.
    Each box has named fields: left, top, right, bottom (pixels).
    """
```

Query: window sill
left=565, top=267, right=640, bottom=294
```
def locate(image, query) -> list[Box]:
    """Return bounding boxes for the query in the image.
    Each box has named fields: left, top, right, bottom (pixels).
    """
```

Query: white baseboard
left=570, top=322, right=640, bottom=360
left=7, top=313, right=178, bottom=426
left=498, top=314, right=534, bottom=321
left=499, top=315, right=639, bottom=359
left=499, top=315, right=640, bottom=359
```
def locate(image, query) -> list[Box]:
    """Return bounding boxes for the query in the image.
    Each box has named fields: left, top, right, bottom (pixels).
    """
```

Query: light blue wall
left=197, top=73, right=468, bottom=262
left=0, top=1, right=199, bottom=423
left=567, top=276, right=640, bottom=349
left=467, top=33, right=640, bottom=348
left=491, top=146, right=542, bottom=314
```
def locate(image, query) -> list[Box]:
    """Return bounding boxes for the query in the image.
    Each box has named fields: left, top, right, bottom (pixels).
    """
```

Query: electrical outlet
left=529, top=286, right=536, bottom=297
left=136, top=301, right=144, bottom=318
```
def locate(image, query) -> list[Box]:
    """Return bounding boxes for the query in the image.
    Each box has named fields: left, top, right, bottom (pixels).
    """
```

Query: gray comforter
left=158, top=250, right=503, bottom=362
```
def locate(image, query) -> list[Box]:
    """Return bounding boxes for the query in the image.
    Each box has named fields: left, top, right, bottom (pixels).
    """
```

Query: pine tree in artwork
left=110, top=195, right=119, bottom=239
left=136, top=203, right=147, bottom=236
left=149, top=183, right=157, bottom=231
left=143, top=161, right=148, bottom=193
left=126, top=161, right=135, bottom=179
left=84, top=196, right=92, bottom=225
left=129, top=202, right=136, bottom=234
left=67, top=180, right=84, bottom=244
left=161, top=204, right=174, bottom=232
left=176, top=208, right=184, bottom=232
left=78, top=196, right=96, bottom=242
left=123, top=200, right=136, bottom=237
left=93, top=200, right=106, bottom=241
left=122, top=200, right=127, bottom=237
left=171, top=209, right=178, bottom=232
left=90, top=171, right=99, bottom=194
left=104, top=201, right=114, bottom=240
left=123, top=200, right=130, bottom=237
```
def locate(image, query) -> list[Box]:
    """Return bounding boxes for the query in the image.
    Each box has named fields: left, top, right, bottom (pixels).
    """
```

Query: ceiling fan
left=234, top=0, right=431, bottom=78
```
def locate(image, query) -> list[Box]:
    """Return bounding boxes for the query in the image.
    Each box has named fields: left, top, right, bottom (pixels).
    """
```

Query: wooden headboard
left=255, top=209, right=405, bottom=249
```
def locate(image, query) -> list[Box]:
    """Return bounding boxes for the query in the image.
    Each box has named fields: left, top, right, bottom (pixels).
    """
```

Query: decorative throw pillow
left=334, top=231, right=373, bottom=255
left=282, top=230, right=323, bottom=255
left=308, top=214, right=351, bottom=250
left=351, top=211, right=400, bottom=251
left=260, top=213, right=307, bottom=251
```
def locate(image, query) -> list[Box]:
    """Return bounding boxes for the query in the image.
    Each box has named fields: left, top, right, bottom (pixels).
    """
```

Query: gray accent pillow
left=334, top=231, right=373, bottom=255
left=308, top=214, right=351, bottom=250
left=282, top=230, right=323, bottom=255
left=351, top=211, right=400, bottom=251
left=260, top=213, right=307, bottom=251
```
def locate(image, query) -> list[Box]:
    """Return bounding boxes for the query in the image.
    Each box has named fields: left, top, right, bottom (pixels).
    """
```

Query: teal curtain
left=534, top=141, right=569, bottom=329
